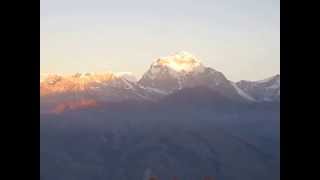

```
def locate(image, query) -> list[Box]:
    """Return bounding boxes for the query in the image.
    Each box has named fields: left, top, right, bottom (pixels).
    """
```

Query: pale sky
left=40, top=0, right=280, bottom=81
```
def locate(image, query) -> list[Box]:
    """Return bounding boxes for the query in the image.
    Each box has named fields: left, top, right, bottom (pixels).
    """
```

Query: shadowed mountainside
left=41, top=93, right=279, bottom=180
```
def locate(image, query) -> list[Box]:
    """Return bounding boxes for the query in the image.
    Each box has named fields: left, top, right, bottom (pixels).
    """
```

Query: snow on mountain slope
left=236, top=75, right=280, bottom=102
left=41, top=72, right=156, bottom=97
left=40, top=72, right=164, bottom=113
left=151, top=51, right=205, bottom=74
left=40, top=52, right=280, bottom=113
left=115, top=72, right=138, bottom=82
left=140, top=51, right=204, bottom=81
left=139, top=51, right=249, bottom=101
left=40, top=72, right=117, bottom=96
left=231, top=82, right=256, bottom=101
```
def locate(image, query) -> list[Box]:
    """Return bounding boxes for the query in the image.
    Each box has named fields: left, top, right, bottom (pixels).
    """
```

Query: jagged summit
left=138, top=52, right=249, bottom=101
left=151, top=51, right=204, bottom=73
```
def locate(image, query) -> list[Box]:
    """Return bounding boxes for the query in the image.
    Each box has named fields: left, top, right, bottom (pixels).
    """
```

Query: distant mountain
left=139, top=51, right=252, bottom=101
left=40, top=52, right=280, bottom=180
left=138, top=51, right=206, bottom=92
left=40, top=72, right=163, bottom=113
left=40, top=52, right=279, bottom=113
left=236, top=75, right=280, bottom=102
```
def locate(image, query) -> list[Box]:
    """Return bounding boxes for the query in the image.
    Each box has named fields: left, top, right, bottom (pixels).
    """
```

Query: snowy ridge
left=236, top=75, right=280, bottom=102
left=231, top=82, right=256, bottom=101
left=115, top=72, right=138, bottom=82
left=41, top=52, right=279, bottom=113
left=257, top=74, right=279, bottom=84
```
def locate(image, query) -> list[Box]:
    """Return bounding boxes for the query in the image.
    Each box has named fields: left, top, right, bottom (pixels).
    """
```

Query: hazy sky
left=41, top=0, right=279, bottom=81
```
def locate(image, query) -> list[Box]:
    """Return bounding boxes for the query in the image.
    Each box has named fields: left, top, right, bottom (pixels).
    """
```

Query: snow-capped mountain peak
left=151, top=51, right=205, bottom=73
left=139, top=52, right=250, bottom=100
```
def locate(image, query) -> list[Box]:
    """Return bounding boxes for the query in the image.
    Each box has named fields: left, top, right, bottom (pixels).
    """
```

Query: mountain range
left=40, top=51, right=280, bottom=113
left=40, top=52, right=280, bottom=180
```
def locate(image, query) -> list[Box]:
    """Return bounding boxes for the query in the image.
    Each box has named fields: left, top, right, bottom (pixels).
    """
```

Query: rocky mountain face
left=138, top=51, right=248, bottom=101
left=41, top=100, right=280, bottom=180
left=236, top=74, right=280, bottom=102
